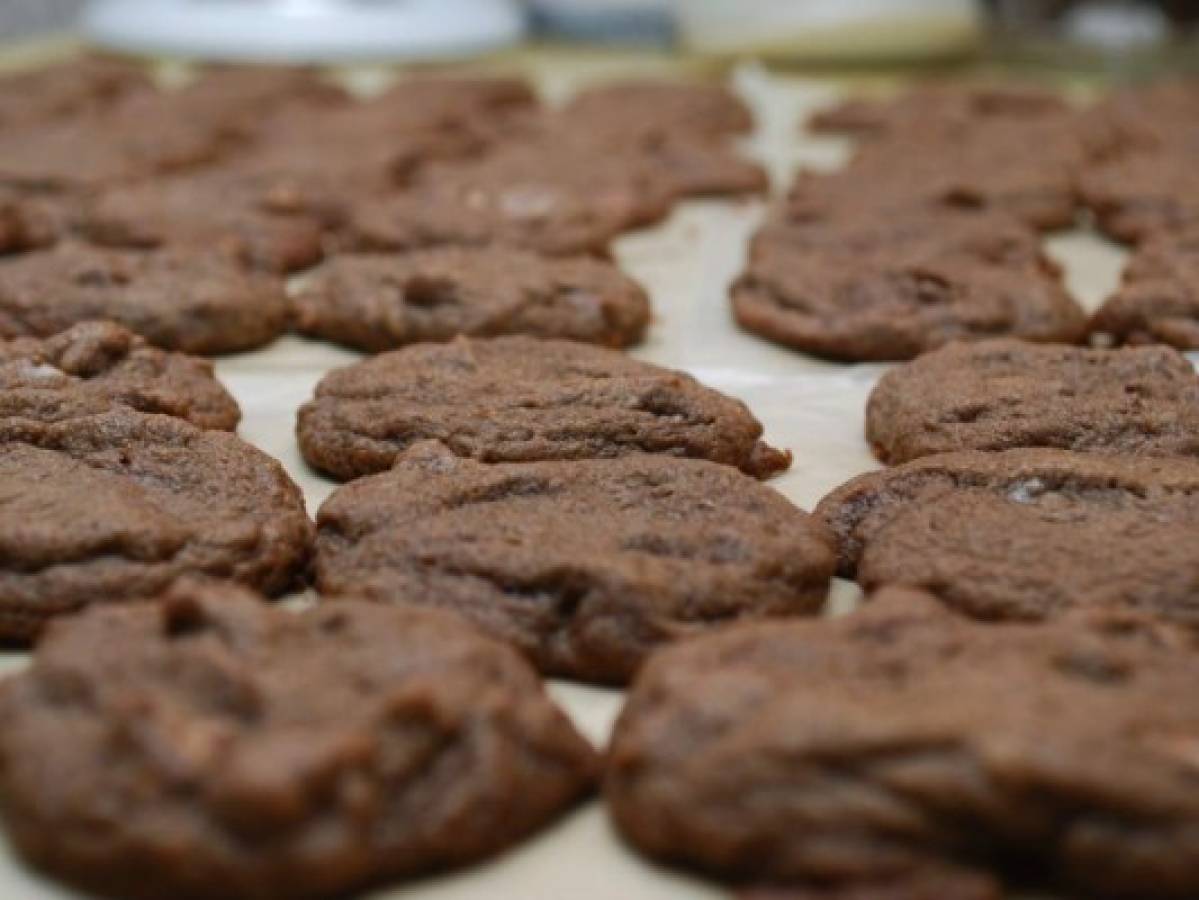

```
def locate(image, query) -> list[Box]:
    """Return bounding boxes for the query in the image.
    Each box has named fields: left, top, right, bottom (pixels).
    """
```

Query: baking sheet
left=0, top=56, right=1148, bottom=899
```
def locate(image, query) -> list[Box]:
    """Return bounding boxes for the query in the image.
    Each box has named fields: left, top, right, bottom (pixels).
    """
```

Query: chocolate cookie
left=0, top=400, right=311, bottom=641
left=0, top=242, right=289, bottom=354
left=810, top=83, right=1071, bottom=139
left=816, top=449, right=1199, bottom=628
left=0, top=579, right=596, bottom=899
left=291, top=247, right=650, bottom=352
left=1078, top=148, right=1199, bottom=244
left=0, top=90, right=238, bottom=193
left=1092, top=230, right=1199, bottom=348
left=841, top=115, right=1084, bottom=231
left=84, top=172, right=325, bottom=274
left=733, top=208, right=1086, bottom=361
left=344, top=138, right=673, bottom=257
left=297, top=336, right=790, bottom=481
left=741, top=867, right=1002, bottom=900
left=0, top=321, right=240, bottom=430
left=866, top=339, right=1199, bottom=464
left=0, top=55, right=152, bottom=129
left=315, top=442, right=833, bottom=683
left=607, top=586, right=1199, bottom=898
left=561, top=80, right=753, bottom=137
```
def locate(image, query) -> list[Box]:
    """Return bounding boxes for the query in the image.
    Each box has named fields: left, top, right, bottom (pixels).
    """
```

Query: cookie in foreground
left=0, top=399, right=311, bottom=641
left=315, top=442, right=833, bottom=683
left=607, top=586, right=1199, bottom=898
left=0, top=579, right=596, bottom=900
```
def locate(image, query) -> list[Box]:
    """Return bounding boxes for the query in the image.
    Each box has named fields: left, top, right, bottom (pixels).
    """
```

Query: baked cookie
left=315, top=442, right=833, bottom=683
left=1092, top=230, right=1199, bottom=348
left=0, top=400, right=311, bottom=641
left=810, top=83, right=1071, bottom=138
left=733, top=209, right=1086, bottom=361
left=0, top=90, right=238, bottom=193
left=841, top=116, right=1084, bottom=231
left=816, top=448, right=1199, bottom=627
left=607, top=586, right=1199, bottom=898
left=344, top=138, right=674, bottom=257
left=0, top=55, right=152, bottom=129
left=0, top=242, right=289, bottom=355
left=0, top=579, right=596, bottom=899
left=297, top=336, right=790, bottom=481
left=866, top=339, right=1199, bottom=464
left=1078, top=148, right=1199, bottom=244
left=561, top=80, right=753, bottom=137
left=0, top=321, right=240, bottom=430
left=741, top=867, right=1002, bottom=900
left=84, top=172, right=324, bottom=274
left=291, top=247, right=650, bottom=352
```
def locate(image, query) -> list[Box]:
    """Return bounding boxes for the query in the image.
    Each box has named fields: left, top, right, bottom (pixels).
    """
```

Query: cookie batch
left=0, top=53, right=1197, bottom=900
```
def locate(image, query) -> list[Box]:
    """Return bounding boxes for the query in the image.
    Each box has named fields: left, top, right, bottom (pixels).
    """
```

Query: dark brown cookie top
left=560, top=79, right=754, bottom=137
left=0, top=579, right=596, bottom=900
left=291, top=247, right=650, bottom=352
left=0, top=55, right=152, bottom=129
left=1092, top=230, right=1199, bottom=348
left=816, top=448, right=1199, bottom=627
left=297, top=336, right=790, bottom=481
left=0, top=321, right=240, bottom=430
left=607, top=586, right=1199, bottom=898
left=84, top=172, right=325, bottom=274
left=1078, top=148, right=1199, bottom=244
left=344, top=138, right=674, bottom=257
left=0, top=242, right=289, bottom=355
left=0, top=400, right=311, bottom=641
left=810, top=83, right=1071, bottom=138
left=315, top=442, right=832, bottom=683
left=733, top=211, right=1086, bottom=362
left=866, top=339, right=1199, bottom=464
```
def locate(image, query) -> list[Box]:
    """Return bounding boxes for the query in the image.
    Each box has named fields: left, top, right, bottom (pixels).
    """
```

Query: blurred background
left=0, top=1, right=1196, bottom=71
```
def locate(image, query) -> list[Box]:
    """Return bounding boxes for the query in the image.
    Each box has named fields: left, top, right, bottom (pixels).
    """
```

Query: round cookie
left=315, top=442, right=834, bottom=683
left=0, top=320, right=241, bottom=430
left=84, top=172, right=325, bottom=275
left=344, top=138, right=674, bottom=258
left=0, top=579, right=596, bottom=900
left=866, top=339, right=1199, bottom=464
left=291, top=247, right=650, bottom=352
left=0, top=398, right=312, bottom=641
left=560, top=79, right=754, bottom=137
left=606, top=586, right=1199, bottom=898
left=1091, top=229, right=1199, bottom=349
left=297, top=335, right=791, bottom=481
left=0, top=242, right=289, bottom=354
left=816, top=449, right=1199, bottom=628
left=733, top=209, right=1086, bottom=362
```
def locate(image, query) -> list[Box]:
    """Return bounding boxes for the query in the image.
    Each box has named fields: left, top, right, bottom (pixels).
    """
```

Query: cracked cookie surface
left=607, top=587, right=1199, bottom=898
left=297, top=336, right=790, bottom=481
left=0, top=579, right=596, bottom=900
left=816, top=449, right=1199, bottom=627
left=314, top=442, right=832, bottom=683
left=866, top=339, right=1199, bottom=463
left=0, top=400, right=311, bottom=640
left=0, top=321, right=240, bottom=430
